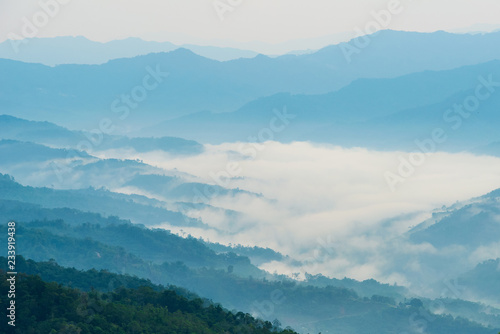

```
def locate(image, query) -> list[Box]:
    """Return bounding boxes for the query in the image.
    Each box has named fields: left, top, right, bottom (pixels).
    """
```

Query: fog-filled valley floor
left=2, top=114, right=500, bottom=333
left=1, top=15, right=500, bottom=333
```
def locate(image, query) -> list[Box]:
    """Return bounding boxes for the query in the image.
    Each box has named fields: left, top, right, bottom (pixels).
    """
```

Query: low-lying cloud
left=102, top=141, right=500, bottom=290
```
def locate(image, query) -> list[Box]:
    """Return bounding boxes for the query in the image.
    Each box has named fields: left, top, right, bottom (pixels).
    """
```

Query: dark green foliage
left=0, top=186, right=498, bottom=333
left=0, top=271, right=297, bottom=334
left=2, top=255, right=166, bottom=293
left=10, top=213, right=263, bottom=276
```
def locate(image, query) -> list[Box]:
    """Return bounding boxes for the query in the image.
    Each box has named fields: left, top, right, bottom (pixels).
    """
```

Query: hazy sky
left=1, top=0, right=500, bottom=53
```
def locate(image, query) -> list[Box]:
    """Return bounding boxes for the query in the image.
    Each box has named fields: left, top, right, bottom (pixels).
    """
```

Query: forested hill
left=0, top=265, right=297, bottom=334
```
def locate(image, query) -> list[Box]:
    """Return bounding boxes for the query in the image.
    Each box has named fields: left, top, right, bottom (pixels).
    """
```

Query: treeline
left=0, top=192, right=498, bottom=333
left=1, top=256, right=496, bottom=334
left=0, top=269, right=297, bottom=334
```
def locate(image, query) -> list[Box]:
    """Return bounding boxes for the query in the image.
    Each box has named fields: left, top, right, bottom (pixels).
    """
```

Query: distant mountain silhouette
left=0, top=36, right=259, bottom=65
left=0, top=115, right=203, bottom=155
left=2, top=30, right=500, bottom=130
left=145, top=60, right=500, bottom=150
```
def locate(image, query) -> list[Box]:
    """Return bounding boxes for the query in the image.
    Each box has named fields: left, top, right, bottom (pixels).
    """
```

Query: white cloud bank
left=103, top=141, right=500, bottom=287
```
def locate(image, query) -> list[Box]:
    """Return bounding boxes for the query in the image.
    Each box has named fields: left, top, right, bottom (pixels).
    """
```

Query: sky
left=1, top=0, right=500, bottom=53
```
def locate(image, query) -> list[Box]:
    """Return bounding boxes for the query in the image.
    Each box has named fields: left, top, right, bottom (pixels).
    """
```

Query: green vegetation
left=0, top=270, right=296, bottom=334
left=0, top=177, right=499, bottom=333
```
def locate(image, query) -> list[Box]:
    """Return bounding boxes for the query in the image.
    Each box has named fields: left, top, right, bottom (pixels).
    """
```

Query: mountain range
left=2, top=28, right=500, bottom=333
left=2, top=30, right=500, bottom=133
left=0, top=36, right=259, bottom=64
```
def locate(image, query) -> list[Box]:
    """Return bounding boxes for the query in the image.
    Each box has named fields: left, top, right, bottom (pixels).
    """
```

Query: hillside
left=0, top=197, right=498, bottom=333
left=0, top=270, right=296, bottom=334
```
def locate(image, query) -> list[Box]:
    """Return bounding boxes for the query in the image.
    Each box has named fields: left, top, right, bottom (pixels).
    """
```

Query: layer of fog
left=98, top=141, right=500, bottom=292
